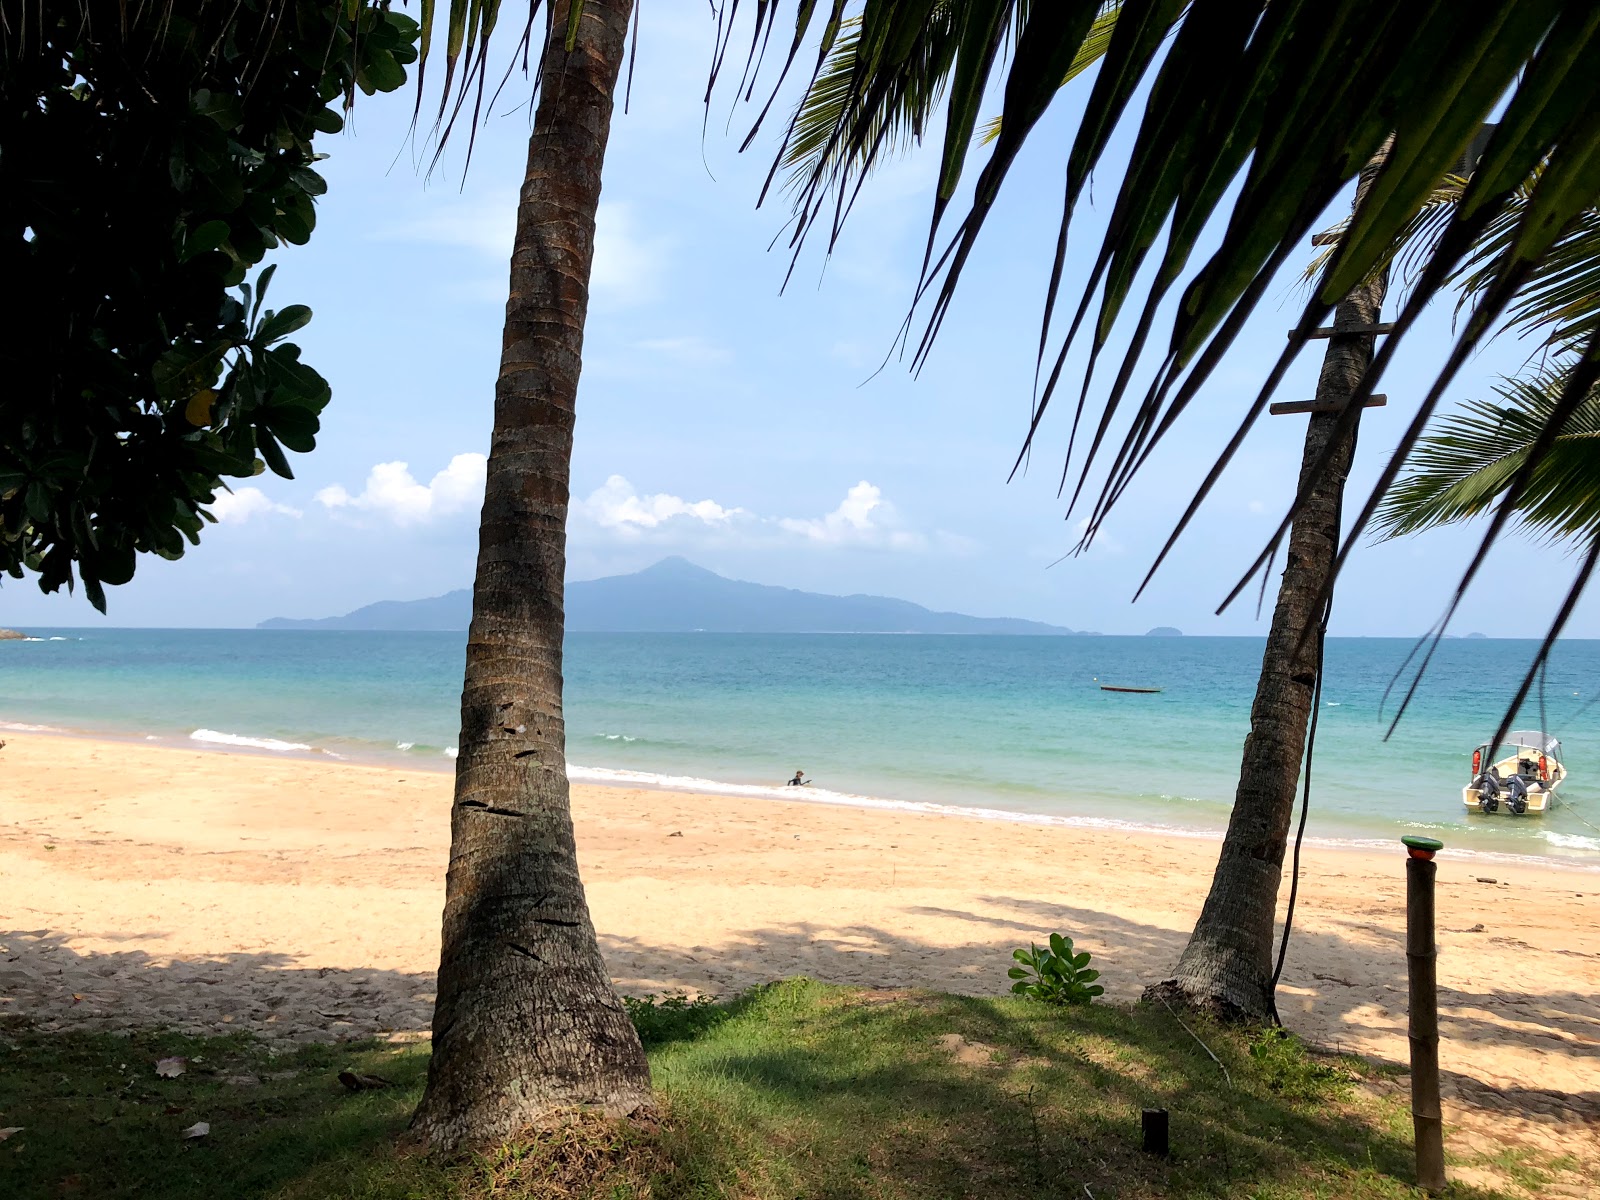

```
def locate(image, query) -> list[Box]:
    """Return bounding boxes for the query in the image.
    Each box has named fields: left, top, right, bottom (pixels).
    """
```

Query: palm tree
left=734, top=2, right=1600, bottom=1019
left=406, top=0, right=652, bottom=1151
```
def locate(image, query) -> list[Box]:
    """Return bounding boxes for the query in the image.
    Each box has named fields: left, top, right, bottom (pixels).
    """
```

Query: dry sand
left=3, top=732, right=1597, bottom=1163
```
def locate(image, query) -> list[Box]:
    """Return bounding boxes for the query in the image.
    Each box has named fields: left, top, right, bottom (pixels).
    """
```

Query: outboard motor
left=1505, top=774, right=1529, bottom=816
left=1474, top=773, right=1501, bottom=813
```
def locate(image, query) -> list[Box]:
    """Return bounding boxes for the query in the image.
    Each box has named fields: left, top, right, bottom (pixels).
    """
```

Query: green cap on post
left=1402, top=835, right=1444, bottom=859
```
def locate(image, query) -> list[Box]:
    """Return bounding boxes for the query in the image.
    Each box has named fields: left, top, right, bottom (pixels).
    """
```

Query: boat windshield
left=1505, top=730, right=1560, bottom=756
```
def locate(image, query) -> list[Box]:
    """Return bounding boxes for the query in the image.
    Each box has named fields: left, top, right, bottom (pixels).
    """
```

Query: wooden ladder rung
left=1269, top=394, right=1388, bottom=416
left=1289, top=323, right=1396, bottom=339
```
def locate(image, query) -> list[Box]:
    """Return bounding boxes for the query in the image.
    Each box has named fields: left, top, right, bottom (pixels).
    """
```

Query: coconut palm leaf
left=734, top=3, right=1597, bottom=494
left=1375, top=364, right=1600, bottom=545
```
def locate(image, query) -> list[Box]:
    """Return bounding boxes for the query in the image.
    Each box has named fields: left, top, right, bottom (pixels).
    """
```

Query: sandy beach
left=3, top=731, right=1597, bottom=1162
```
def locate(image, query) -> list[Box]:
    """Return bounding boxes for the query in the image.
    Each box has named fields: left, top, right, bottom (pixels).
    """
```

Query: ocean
left=4, top=629, right=1599, bottom=867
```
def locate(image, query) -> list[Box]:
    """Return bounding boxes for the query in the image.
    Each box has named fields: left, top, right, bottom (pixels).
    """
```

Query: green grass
left=0, top=980, right=1529, bottom=1199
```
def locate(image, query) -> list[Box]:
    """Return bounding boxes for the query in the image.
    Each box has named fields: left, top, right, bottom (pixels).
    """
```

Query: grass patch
left=0, top=982, right=1526, bottom=1198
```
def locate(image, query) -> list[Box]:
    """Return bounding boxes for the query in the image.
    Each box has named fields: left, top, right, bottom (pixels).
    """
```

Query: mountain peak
left=637, top=555, right=720, bottom=579
left=259, top=558, right=1075, bottom=634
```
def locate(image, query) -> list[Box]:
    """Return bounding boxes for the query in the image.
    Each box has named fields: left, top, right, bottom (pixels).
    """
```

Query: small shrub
left=624, top=992, right=730, bottom=1047
left=1008, top=934, right=1104, bottom=1005
left=1247, top=1027, right=1349, bottom=1100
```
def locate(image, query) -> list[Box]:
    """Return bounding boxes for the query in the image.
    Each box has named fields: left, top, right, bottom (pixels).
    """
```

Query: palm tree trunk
left=1146, top=160, right=1390, bottom=1023
left=410, top=0, right=648, bottom=1152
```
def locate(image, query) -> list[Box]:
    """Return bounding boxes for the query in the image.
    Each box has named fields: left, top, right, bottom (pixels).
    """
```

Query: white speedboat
left=1464, top=730, right=1566, bottom=815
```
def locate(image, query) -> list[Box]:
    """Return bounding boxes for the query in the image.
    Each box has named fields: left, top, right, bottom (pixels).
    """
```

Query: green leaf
left=256, top=432, right=294, bottom=479
left=256, top=305, right=313, bottom=345
left=181, top=219, right=232, bottom=262
left=1048, top=933, right=1071, bottom=959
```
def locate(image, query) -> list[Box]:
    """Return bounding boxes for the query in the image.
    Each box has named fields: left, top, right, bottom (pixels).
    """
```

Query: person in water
left=788, top=770, right=809, bottom=787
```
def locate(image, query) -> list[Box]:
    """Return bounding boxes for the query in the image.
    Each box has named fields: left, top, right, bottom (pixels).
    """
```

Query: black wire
left=1268, top=603, right=1328, bottom=1026
left=1268, top=420, right=1352, bottom=1025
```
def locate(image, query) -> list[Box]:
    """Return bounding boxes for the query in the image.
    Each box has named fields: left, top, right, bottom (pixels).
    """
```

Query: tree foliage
left=0, top=0, right=417, bottom=609
left=1376, top=364, right=1600, bottom=547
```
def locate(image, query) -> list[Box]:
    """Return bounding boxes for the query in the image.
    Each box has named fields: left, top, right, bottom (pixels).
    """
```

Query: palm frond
left=778, top=10, right=963, bottom=207
left=976, top=1, right=1122, bottom=145
left=1375, top=363, right=1600, bottom=544
left=726, top=0, right=1600, bottom=613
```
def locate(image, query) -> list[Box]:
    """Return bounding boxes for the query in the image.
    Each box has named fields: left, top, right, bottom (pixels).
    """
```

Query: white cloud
left=317, top=454, right=486, bottom=526
left=210, top=487, right=301, bottom=523
left=575, top=475, right=743, bottom=534
left=374, top=195, right=666, bottom=306
left=590, top=203, right=670, bottom=305
left=375, top=189, right=514, bottom=259
left=572, top=476, right=928, bottom=551
left=310, top=462, right=948, bottom=555
left=636, top=336, right=732, bottom=366
left=780, top=481, right=922, bottom=548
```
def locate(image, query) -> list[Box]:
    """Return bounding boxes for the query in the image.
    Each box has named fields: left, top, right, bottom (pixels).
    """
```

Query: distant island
left=1145, top=626, right=1183, bottom=637
left=1466, top=632, right=1488, bottom=639
left=259, top=557, right=1078, bottom=635
left=0, top=628, right=25, bottom=640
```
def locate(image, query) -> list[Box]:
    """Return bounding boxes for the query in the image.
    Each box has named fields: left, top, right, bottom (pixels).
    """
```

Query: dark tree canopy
left=0, top=0, right=417, bottom=609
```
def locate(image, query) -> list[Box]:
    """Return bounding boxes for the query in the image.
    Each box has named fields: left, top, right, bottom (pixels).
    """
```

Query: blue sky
left=4, top=9, right=1593, bottom=637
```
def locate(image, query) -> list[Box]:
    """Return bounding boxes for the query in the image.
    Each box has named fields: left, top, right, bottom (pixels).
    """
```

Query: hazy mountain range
left=258, top=557, right=1081, bottom=635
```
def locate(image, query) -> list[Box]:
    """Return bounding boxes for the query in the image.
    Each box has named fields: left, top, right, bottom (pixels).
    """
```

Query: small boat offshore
left=1464, top=730, right=1566, bottom=816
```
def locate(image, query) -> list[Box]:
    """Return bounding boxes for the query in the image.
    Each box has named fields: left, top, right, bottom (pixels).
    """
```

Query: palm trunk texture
left=1146, top=165, right=1390, bottom=1023
left=410, top=0, right=648, bottom=1151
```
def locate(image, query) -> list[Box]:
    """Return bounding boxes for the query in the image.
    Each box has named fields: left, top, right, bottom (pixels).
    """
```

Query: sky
left=3, top=7, right=1593, bottom=638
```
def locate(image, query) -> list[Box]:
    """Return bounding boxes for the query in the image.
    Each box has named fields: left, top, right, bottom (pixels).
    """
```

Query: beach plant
left=624, top=992, right=732, bottom=1048
left=1009, top=934, right=1105, bottom=1006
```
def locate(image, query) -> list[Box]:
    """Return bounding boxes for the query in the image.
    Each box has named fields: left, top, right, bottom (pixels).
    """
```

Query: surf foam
left=190, top=728, right=312, bottom=753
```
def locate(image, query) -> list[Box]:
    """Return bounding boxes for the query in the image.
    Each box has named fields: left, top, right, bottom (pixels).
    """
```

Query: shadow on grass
left=643, top=979, right=1516, bottom=1200
left=0, top=973, right=1550, bottom=1200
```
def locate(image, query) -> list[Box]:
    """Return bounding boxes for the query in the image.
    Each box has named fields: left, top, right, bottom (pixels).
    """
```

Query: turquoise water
left=4, top=630, right=1600, bottom=865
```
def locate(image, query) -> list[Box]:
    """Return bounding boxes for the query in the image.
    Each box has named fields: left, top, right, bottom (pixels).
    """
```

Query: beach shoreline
left=2, top=729, right=1597, bottom=1130
left=7, top=720, right=1598, bottom=874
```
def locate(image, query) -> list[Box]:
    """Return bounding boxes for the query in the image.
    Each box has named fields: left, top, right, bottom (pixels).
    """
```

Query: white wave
left=564, top=763, right=1222, bottom=840
left=597, top=733, right=638, bottom=742
left=1545, top=832, right=1600, bottom=852
left=395, top=741, right=416, bottom=751
left=444, top=747, right=459, bottom=759
left=190, top=728, right=312, bottom=753
left=47, top=636, right=72, bottom=641
left=0, top=721, right=68, bottom=732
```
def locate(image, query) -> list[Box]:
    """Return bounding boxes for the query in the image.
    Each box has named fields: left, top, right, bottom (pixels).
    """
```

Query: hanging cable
left=1268, top=420, right=1352, bottom=1025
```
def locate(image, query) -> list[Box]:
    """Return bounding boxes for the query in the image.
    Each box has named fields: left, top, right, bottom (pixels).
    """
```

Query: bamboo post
left=1402, top=834, right=1446, bottom=1193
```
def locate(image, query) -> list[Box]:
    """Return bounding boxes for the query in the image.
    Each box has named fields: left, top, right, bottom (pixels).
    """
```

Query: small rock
left=668, top=831, right=683, bottom=838
left=154, top=1057, right=186, bottom=1079
left=1476, top=877, right=1498, bottom=885
left=338, top=1069, right=394, bottom=1092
